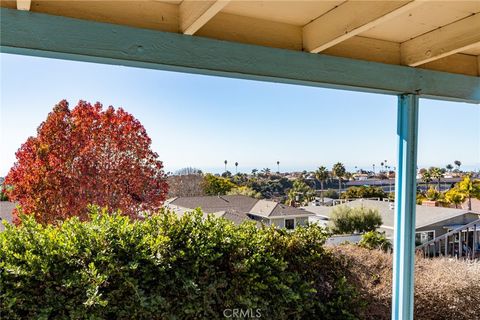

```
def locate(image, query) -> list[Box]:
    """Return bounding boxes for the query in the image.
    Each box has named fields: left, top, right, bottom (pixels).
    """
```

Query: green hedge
left=0, top=208, right=361, bottom=319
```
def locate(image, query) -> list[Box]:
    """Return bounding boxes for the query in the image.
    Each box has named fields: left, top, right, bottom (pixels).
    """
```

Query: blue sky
left=1, top=53, right=479, bottom=176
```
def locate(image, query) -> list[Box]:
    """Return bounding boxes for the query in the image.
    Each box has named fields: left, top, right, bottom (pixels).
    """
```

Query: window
left=285, top=219, right=295, bottom=230
left=415, top=231, right=435, bottom=244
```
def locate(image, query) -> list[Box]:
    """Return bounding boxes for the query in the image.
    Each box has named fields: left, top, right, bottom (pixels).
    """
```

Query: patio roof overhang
left=1, top=2, right=479, bottom=320
left=1, top=1, right=479, bottom=103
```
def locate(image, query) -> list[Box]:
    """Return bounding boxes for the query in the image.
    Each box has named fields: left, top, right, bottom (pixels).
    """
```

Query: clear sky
left=1, top=53, right=479, bottom=176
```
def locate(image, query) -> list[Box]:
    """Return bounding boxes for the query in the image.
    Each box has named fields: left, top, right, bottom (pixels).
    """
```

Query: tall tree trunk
left=338, top=178, right=341, bottom=196
left=468, top=196, right=472, bottom=211
left=321, top=181, right=324, bottom=204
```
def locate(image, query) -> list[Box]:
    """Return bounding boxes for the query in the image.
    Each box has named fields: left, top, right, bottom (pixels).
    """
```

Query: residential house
left=303, top=199, right=480, bottom=244
left=165, top=195, right=314, bottom=229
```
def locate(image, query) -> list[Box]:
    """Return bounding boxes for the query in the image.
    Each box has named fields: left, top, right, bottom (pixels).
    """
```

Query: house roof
left=0, top=201, right=15, bottom=231
left=167, top=195, right=313, bottom=220
left=302, top=199, right=477, bottom=229
left=213, top=210, right=254, bottom=226
left=462, top=198, right=480, bottom=213
left=168, top=195, right=258, bottom=214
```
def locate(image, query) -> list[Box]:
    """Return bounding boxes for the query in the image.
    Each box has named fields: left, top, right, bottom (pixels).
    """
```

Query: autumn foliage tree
left=4, top=100, right=168, bottom=224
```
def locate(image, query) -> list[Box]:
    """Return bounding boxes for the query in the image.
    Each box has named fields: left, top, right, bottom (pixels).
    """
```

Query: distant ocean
left=164, top=164, right=480, bottom=175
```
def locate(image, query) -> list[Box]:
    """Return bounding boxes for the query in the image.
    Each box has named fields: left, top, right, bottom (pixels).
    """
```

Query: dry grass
left=332, top=245, right=480, bottom=320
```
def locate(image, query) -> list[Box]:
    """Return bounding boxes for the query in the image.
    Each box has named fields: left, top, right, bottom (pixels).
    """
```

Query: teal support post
left=392, top=94, right=419, bottom=320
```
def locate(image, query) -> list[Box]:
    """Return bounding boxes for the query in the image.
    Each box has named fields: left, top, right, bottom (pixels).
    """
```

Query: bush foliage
left=0, top=208, right=361, bottom=320
left=202, top=173, right=236, bottom=196
left=358, top=231, right=392, bottom=252
left=341, top=186, right=387, bottom=200
left=330, top=205, right=382, bottom=235
left=334, top=245, right=480, bottom=320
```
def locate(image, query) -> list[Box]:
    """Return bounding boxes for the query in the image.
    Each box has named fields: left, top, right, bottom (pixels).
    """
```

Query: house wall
left=379, top=227, right=394, bottom=239
left=416, top=213, right=480, bottom=238
left=296, top=217, right=309, bottom=226
left=270, top=218, right=285, bottom=228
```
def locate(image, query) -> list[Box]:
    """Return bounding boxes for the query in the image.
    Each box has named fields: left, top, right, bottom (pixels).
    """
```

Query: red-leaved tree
left=5, top=100, right=168, bottom=224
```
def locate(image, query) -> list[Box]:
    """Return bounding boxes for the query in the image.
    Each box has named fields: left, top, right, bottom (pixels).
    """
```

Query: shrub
left=202, top=173, right=237, bottom=195
left=341, top=186, right=387, bottom=200
left=330, top=206, right=382, bottom=234
left=323, top=189, right=339, bottom=199
left=0, top=208, right=361, bottom=320
left=358, top=231, right=392, bottom=252
left=226, top=186, right=262, bottom=199
left=334, top=245, right=480, bottom=320
left=425, top=187, right=440, bottom=201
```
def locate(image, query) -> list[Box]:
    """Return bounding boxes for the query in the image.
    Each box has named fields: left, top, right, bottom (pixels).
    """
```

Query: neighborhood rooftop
left=303, top=199, right=476, bottom=230
left=0, top=201, right=15, bottom=231
left=166, top=195, right=313, bottom=228
left=167, top=195, right=312, bottom=218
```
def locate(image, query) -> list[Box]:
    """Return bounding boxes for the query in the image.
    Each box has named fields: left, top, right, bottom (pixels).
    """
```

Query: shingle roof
left=169, top=195, right=258, bottom=214
left=168, top=195, right=313, bottom=219
left=0, top=201, right=15, bottom=231
left=250, top=199, right=312, bottom=218
left=462, top=198, right=480, bottom=213
left=302, top=199, right=477, bottom=229
left=214, top=210, right=253, bottom=225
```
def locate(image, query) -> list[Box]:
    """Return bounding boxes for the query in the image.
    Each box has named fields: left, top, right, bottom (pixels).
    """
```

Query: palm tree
left=251, top=168, right=258, bottom=176
left=315, top=166, right=329, bottom=204
left=446, top=164, right=453, bottom=172
left=454, top=160, right=462, bottom=171
left=235, top=162, right=238, bottom=174
left=261, top=168, right=271, bottom=176
left=456, top=174, right=480, bottom=210
left=224, top=160, right=227, bottom=172
left=344, top=172, right=353, bottom=181
left=372, top=164, right=376, bottom=185
left=429, top=167, right=443, bottom=191
left=276, top=161, right=280, bottom=173
left=421, top=171, right=432, bottom=191
left=332, top=162, right=346, bottom=195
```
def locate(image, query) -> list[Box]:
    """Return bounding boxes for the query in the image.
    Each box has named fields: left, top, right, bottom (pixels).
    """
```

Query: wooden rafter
left=401, top=13, right=480, bottom=67
left=16, top=0, right=30, bottom=11
left=303, top=0, right=423, bottom=53
left=1, top=8, right=478, bottom=103
left=179, top=0, right=230, bottom=35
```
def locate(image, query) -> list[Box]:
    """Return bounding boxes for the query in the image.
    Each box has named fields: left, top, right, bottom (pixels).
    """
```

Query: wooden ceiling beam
left=2, top=8, right=479, bottom=103
left=179, top=0, right=230, bottom=35
left=303, top=0, right=423, bottom=53
left=321, top=36, right=478, bottom=76
left=16, top=0, right=30, bottom=11
left=401, top=13, right=480, bottom=67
